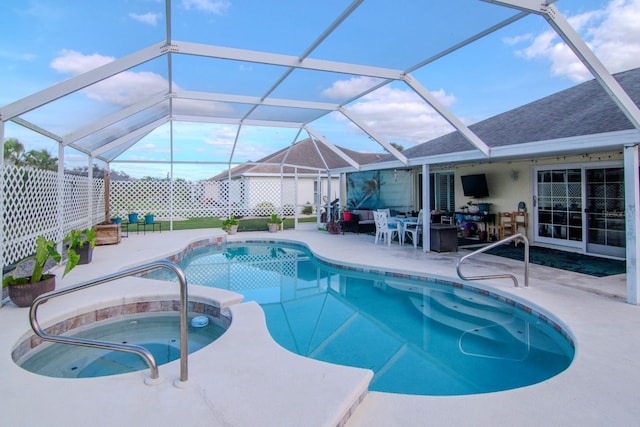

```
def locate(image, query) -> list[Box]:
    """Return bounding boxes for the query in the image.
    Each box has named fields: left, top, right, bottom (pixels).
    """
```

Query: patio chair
left=374, top=211, right=400, bottom=246
left=404, top=211, right=424, bottom=249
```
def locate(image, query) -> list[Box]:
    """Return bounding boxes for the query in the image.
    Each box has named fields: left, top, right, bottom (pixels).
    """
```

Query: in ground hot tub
left=12, top=300, right=230, bottom=378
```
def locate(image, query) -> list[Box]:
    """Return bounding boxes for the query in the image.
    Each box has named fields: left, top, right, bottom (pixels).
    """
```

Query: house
left=207, top=138, right=383, bottom=217
left=339, top=67, right=640, bottom=261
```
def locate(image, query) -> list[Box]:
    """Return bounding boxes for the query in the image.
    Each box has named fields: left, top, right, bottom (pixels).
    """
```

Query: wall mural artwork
left=346, top=169, right=414, bottom=212
left=346, top=170, right=380, bottom=210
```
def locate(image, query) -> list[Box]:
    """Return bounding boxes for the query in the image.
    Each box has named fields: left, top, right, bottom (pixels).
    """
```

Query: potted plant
left=267, top=214, right=283, bottom=233
left=64, top=228, right=96, bottom=265
left=222, top=215, right=240, bottom=234
left=144, top=213, right=154, bottom=224
left=2, top=236, right=79, bottom=307
left=326, top=221, right=341, bottom=234
left=342, top=206, right=352, bottom=221
left=128, top=212, right=139, bottom=224
left=94, top=219, right=122, bottom=245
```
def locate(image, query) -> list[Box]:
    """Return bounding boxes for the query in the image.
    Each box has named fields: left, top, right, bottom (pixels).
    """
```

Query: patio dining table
left=388, top=216, right=418, bottom=245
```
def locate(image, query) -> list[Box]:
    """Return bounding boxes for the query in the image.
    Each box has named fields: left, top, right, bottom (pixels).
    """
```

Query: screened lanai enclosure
left=2, top=0, right=640, bottom=300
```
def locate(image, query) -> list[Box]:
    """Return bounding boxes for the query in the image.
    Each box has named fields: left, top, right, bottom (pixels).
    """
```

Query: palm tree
left=3, top=138, right=26, bottom=166
left=24, top=148, right=58, bottom=171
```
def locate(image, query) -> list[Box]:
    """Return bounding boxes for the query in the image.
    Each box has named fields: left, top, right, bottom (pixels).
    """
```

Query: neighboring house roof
left=210, top=138, right=384, bottom=180
left=396, top=67, right=640, bottom=160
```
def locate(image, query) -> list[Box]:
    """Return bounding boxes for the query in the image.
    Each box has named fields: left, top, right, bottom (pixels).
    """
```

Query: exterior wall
left=453, top=151, right=624, bottom=214
left=451, top=150, right=624, bottom=242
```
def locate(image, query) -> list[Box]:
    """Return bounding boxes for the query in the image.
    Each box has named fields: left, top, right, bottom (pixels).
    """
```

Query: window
left=430, top=172, right=455, bottom=212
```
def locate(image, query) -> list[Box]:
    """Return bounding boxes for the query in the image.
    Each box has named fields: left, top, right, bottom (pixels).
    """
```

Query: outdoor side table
left=430, top=224, right=459, bottom=252
left=138, top=220, right=162, bottom=235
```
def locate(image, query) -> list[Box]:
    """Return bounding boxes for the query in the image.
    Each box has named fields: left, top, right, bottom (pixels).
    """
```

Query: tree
left=3, top=139, right=58, bottom=170
left=3, top=138, right=26, bottom=166
left=23, top=148, right=58, bottom=171
left=390, top=142, right=404, bottom=152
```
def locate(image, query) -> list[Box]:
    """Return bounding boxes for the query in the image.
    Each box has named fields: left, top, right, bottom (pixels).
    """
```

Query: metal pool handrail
left=29, top=260, right=189, bottom=384
left=456, top=233, right=530, bottom=288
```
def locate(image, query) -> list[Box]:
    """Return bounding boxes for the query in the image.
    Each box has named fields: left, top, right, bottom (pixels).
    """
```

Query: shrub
left=253, top=201, right=275, bottom=216
left=302, top=202, right=313, bottom=215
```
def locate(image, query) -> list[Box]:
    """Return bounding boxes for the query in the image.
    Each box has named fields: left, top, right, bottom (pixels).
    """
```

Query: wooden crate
left=94, top=223, right=121, bottom=245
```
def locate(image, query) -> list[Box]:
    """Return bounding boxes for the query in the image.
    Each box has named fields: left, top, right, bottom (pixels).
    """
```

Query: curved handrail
left=29, top=260, right=189, bottom=383
left=456, top=233, right=530, bottom=288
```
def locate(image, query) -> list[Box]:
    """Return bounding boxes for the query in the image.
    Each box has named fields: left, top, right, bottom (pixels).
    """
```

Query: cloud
left=502, top=33, right=534, bottom=46
left=0, top=49, right=37, bottom=62
left=512, top=0, right=640, bottom=82
left=326, top=77, right=456, bottom=145
left=181, top=0, right=230, bottom=14
left=322, top=76, right=385, bottom=99
left=130, top=12, right=162, bottom=26
left=50, top=49, right=113, bottom=75
left=50, top=50, right=169, bottom=106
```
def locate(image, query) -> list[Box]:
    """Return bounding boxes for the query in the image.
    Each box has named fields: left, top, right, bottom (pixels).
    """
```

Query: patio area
left=1, top=227, right=638, bottom=426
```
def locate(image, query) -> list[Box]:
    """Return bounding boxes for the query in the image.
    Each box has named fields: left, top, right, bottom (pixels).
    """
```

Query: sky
left=1, top=0, right=640, bottom=180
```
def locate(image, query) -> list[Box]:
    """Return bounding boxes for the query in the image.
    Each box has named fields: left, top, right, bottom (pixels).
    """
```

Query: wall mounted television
left=461, top=174, right=489, bottom=198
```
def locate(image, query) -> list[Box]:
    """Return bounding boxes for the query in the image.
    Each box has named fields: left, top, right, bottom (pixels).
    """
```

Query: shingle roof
left=209, top=138, right=384, bottom=180
left=398, top=67, right=640, bottom=160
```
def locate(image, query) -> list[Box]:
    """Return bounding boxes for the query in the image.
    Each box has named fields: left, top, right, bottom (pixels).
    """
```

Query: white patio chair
left=374, top=211, right=400, bottom=246
left=404, top=212, right=424, bottom=249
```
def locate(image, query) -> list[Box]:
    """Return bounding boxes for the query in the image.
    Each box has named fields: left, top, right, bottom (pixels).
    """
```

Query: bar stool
left=487, top=212, right=515, bottom=241
left=513, top=211, right=528, bottom=236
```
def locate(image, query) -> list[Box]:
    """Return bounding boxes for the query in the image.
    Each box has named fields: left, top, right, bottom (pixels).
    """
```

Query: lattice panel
left=2, top=165, right=101, bottom=266
left=3, top=165, right=60, bottom=264
left=247, top=179, right=297, bottom=217
left=110, top=177, right=296, bottom=219
left=63, top=173, right=90, bottom=234
left=93, top=177, right=106, bottom=224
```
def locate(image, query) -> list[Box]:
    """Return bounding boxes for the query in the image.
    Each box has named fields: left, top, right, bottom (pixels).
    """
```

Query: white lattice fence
left=2, top=165, right=101, bottom=266
left=110, top=177, right=296, bottom=219
left=63, top=173, right=90, bottom=234
left=248, top=179, right=297, bottom=216
left=93, top=177, right=106, bottom=224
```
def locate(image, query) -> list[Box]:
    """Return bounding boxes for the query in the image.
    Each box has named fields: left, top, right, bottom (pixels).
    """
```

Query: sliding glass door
left=535, top=168, right=583, bottom=247
left=585, top=167, right=625, bottom=258
left=534, top=164, right=625, bottom=257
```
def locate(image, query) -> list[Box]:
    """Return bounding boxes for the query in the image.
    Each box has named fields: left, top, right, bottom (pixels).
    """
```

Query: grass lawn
left=153, top=216, right=316, bottom=232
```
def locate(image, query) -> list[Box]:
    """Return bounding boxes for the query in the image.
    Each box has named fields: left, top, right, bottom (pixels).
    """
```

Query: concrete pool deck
left=1, top=227, right=638, bottom=426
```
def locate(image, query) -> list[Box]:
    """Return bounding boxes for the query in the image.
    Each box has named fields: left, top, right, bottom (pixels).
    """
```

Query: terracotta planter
left=8, top=275, right=56, bottom=307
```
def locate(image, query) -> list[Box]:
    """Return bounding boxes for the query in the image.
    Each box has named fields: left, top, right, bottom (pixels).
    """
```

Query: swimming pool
left=160, top=240, right=574, bottom=396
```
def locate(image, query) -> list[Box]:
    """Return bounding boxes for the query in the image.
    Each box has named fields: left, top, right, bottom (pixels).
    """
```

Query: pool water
left=19, top=313, right=226, bottom=378
left=165, top=242, right=574, bottom=395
